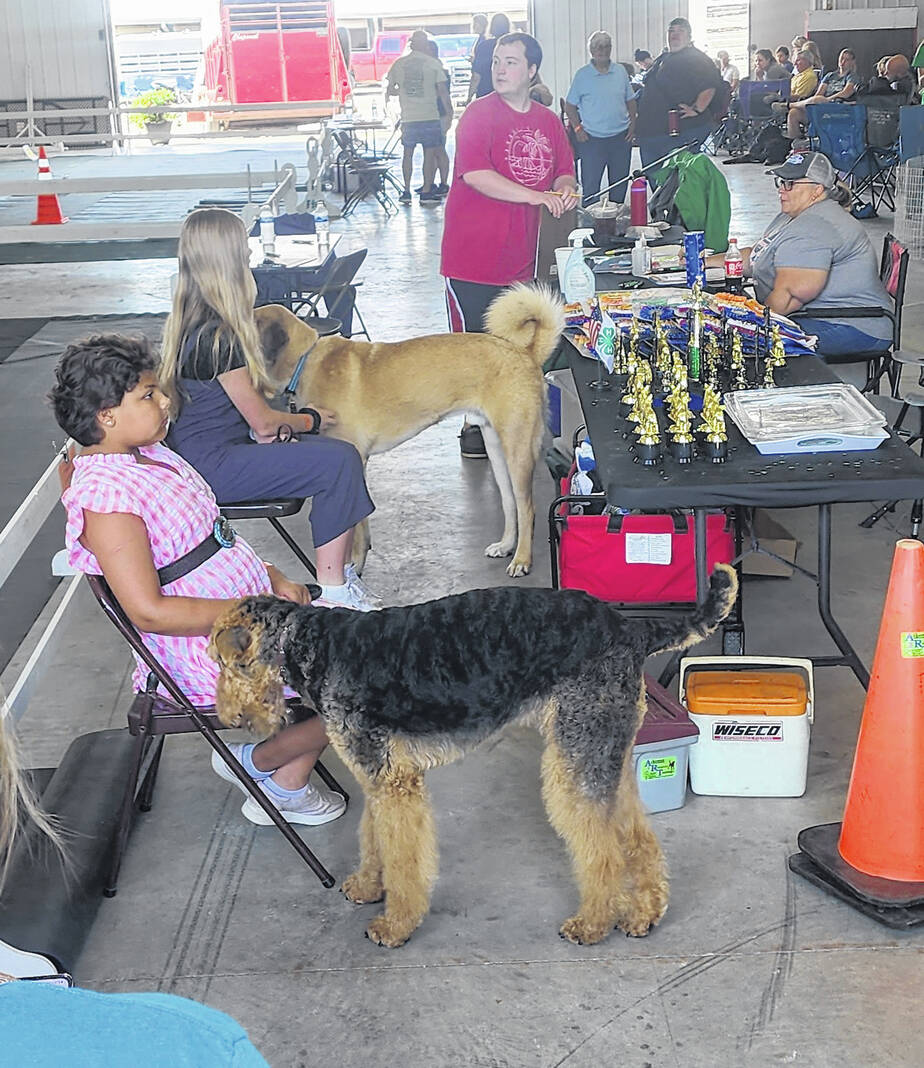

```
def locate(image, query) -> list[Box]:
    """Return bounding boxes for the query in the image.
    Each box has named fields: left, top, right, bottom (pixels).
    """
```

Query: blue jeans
left=638, top=121, right=713, bottom=176
left=579, top=132, right=632, bottom=205
left=798, top=318, right=892, bottom=359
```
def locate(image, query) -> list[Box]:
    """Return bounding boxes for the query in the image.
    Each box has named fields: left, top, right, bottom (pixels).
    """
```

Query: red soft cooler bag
left=555, top=483, right=735, bottom=603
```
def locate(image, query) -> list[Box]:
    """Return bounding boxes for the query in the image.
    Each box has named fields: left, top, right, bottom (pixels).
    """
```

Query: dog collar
left=282, top=339, right=320, bottom=408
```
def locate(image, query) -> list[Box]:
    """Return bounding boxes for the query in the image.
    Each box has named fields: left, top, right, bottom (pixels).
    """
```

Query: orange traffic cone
left=789, top=538, right=924, bottom=928
left=31, top=146, right=68, bottom=225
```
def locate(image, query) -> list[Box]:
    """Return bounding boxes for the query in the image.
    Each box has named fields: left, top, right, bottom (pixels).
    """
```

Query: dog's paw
left=484, top=540, right=515, bottom=559
left=617, top=903, right=666, bottom=938
left=559, top=915, right=610, bottom=946
left=365, top=914, right=413, bottom=948
left=506, top=558, right=531, bottom=578
left=341, top=872, right=384, bottom=905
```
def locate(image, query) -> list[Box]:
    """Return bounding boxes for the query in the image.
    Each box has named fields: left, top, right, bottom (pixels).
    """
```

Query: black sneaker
left=419, top=189, right=442, bottom=203
left=435, top=183, right=450, bottom=196
left=459, top=425, right=487, bottom=458
left=399, top=189, right=412, bottom=204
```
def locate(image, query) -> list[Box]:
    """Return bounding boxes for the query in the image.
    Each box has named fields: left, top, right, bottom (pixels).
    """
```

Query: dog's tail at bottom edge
left=636, top=563, right=739, bottom=657
left=483, top=283, right=565, bottom=366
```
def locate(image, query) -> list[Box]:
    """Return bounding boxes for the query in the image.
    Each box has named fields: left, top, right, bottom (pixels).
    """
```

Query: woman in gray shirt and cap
left=706, top=151, right=892, bottom=358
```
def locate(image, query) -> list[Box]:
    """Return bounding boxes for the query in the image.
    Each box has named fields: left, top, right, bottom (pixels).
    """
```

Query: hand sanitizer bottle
left=562, top=238, right=595, bottom=306
left=631, top=236, right=650, bottom=277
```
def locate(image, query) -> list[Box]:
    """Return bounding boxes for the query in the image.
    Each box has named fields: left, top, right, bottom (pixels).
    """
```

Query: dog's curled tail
left=483, top=283, right=565, bottom=367
left=639, top=564, right=739, bottom=657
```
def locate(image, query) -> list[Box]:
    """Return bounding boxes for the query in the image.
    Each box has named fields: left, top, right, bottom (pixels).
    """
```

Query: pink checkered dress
left=63, top=443, right=272, bottom=705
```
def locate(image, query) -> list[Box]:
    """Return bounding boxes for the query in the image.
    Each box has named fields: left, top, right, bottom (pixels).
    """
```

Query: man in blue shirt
left=564, top=31, right=637, bottom=205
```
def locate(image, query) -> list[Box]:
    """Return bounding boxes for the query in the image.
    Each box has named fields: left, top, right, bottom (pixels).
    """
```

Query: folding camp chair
left=790, top=232, right=908, bottom=394
left=805, top=101, right=898, bottom=215
left=85, top=575, right=347, bottom=895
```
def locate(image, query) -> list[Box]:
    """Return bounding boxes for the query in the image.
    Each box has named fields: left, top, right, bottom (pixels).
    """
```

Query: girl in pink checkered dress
left=51, top=335, right=346, bottom=828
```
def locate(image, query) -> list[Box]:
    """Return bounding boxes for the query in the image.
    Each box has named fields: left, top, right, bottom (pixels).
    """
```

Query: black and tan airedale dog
left=209, top=566, right=737, bottom=948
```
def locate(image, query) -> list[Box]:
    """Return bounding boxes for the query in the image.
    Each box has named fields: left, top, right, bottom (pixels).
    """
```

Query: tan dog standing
left=254, top=284, right=564, bottom=576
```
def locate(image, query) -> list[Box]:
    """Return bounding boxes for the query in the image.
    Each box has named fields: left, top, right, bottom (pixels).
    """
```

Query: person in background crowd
left=466, top=12, right=511, bottom=102
left=800, top=38, right=824, bottom=71
left=776, top=45, right=794, bottom=73
left=864, top=54, right=914, bottom=102
left=770, top=48, right=819, bottom=120
left=791, top=34, right=808, bottom=55
left=441, top=32, right=578, bottom=459
left=635, top=17, right=722, bottom=167
left=754, top=48, right=790, bottom=82
left=426, top=38, right=453, bottom=196
left=911, top=40, right=924, bottom=99
left=717, top=50, right=740, bottom=93
left=386, top=30, right=452, bottom=203
left=564, top=31, right=636, bottom=205
left=471, top=13, right=487, bottom=45
left=786, top=47, right=860, bottom=144
left=632, top=49, right=653, bottom=77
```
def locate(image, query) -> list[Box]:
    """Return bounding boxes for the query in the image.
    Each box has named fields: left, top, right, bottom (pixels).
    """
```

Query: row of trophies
left=583, top=283, right=789, bottom=465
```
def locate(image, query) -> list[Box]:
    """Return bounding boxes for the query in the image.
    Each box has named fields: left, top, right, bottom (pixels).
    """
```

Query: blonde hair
left=0, top=705, right=64, bottom=892
left=160, top=208, right=270, bottom=413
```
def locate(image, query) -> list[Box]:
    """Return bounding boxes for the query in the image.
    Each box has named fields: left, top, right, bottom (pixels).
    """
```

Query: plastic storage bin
left=633, top=675, right=700, bottom=813
left=680, top=656, right=814, bottom=797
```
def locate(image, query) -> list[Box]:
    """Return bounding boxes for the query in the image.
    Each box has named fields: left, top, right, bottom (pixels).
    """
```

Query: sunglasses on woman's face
left=774, top=177, right=814, bottom=190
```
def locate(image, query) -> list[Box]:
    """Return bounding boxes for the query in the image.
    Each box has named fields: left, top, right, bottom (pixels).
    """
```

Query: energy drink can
left=667, top=109, right=681, bottom=136
left=683, top=230, right=706, bottom=288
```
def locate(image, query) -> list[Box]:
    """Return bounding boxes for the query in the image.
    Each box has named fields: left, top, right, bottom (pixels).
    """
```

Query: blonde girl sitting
left=161, top=207, right=381, bottom=612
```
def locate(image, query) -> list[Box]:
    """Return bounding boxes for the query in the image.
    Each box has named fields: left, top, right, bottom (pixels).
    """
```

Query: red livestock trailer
left=201, top=1, right=351, bottom=124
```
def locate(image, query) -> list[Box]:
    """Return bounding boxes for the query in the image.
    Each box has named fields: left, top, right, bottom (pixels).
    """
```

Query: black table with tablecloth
left=566, top=340, right=924, bottom=688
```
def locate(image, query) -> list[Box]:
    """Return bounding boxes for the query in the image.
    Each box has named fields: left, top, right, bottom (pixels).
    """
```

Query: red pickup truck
left=350, top=31, right=411, bottom=84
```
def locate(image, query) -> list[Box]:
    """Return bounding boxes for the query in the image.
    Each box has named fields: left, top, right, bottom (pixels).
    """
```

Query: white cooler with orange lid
left=679, top=656, right=814, bottom=797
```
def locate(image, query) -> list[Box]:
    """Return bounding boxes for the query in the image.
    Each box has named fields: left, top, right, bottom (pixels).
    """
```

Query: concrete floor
left=2, top=137, right=924, bottom=1067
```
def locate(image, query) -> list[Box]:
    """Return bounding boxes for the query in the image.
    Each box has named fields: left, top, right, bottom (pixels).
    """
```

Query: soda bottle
left=724, top=238, right=744, bottom=295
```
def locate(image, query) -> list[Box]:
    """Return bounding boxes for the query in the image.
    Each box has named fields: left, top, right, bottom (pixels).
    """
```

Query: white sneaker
left=344, top=563, right=385, bottom=609
left=241, top=780, right=346, bottom=826
left=319, top=577, right=382, bottom=613
left=211, top=743, right=271, bottom=796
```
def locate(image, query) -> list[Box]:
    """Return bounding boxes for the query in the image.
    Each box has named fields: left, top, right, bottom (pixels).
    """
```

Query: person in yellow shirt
left=771, top=49, right=818, bottom=121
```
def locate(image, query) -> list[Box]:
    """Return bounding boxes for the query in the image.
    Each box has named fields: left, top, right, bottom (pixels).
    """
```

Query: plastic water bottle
left=631, top=236, right=651, bottom=277
left=371, top=100, right=379, bottom=120
left=259, top=206, right=275, bottom=258
left=314, top=206, right=329, bottom=253
left=724, top=238, right=744, bottom=294
left=630, top=174, right=648, bottom=226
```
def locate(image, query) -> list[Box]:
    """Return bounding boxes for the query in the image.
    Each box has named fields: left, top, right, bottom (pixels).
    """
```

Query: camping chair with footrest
left=85, top=575, right=346, bottom=895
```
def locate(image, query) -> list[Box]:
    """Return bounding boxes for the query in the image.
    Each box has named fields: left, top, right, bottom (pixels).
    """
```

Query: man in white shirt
left=717, top=51, right=740, bottom=93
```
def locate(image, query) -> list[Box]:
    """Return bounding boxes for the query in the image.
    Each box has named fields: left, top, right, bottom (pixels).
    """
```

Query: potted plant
left=129, top=88, right=179, bottom=145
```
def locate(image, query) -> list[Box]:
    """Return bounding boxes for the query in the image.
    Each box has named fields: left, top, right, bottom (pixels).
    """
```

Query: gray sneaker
left=241, top=780, right=346, bottom=826
left=344, top=562, right=385, bottom=609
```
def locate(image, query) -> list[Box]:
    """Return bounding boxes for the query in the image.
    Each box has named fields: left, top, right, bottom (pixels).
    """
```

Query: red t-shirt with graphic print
left=440, top=92, right=575, bottom=286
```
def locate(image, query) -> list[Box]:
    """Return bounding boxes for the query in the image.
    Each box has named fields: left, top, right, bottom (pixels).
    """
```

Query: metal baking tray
left=724, top=384, right=889, bottom=454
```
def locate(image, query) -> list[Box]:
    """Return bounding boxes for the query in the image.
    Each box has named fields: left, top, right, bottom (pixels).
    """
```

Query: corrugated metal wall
left=0, top=0, right=115, bottom=102
left=530, top=0, right=687, bottom=104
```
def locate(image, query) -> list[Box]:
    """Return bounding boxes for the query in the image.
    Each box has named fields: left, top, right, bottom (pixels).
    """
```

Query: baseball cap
left=767, top=151, right=836, bottom=188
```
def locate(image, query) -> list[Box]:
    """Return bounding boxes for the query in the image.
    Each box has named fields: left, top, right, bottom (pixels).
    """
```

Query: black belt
left=157, top=517, right=236, bottom=587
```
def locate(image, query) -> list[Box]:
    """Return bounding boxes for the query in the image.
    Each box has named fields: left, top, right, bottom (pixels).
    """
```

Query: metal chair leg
left=911, top=499, right=922, bottom=539
left=104, top=731, right=149, bottom=897
left=268, top=517, right=317, bottom=578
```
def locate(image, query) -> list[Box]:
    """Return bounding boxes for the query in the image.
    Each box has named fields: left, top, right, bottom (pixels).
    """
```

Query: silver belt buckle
left=213, top=516, right=236, bottom=548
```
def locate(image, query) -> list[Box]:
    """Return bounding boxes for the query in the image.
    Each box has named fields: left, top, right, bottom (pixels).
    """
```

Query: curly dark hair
left=49, top=334, right=156, bottom=446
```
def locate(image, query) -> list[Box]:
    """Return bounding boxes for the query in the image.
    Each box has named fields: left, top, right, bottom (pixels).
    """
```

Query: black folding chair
left=294, top=248, right=370, bottom=340
left=219, top=499, right=317, bottom=579
left=86, top=575, right=346, bottom=895
left=332, top=130, right=401, bottom=217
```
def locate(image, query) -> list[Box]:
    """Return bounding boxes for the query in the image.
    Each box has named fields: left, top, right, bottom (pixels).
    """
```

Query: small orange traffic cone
left=31, top=146, right=68, bottom=225
left=789, top=538, right=924, bottom=928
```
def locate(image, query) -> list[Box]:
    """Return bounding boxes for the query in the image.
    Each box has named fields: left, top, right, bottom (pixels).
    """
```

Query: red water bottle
left=724, top=238, right=744, bottom=295
left=630, top=174, right=648, bottom=227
